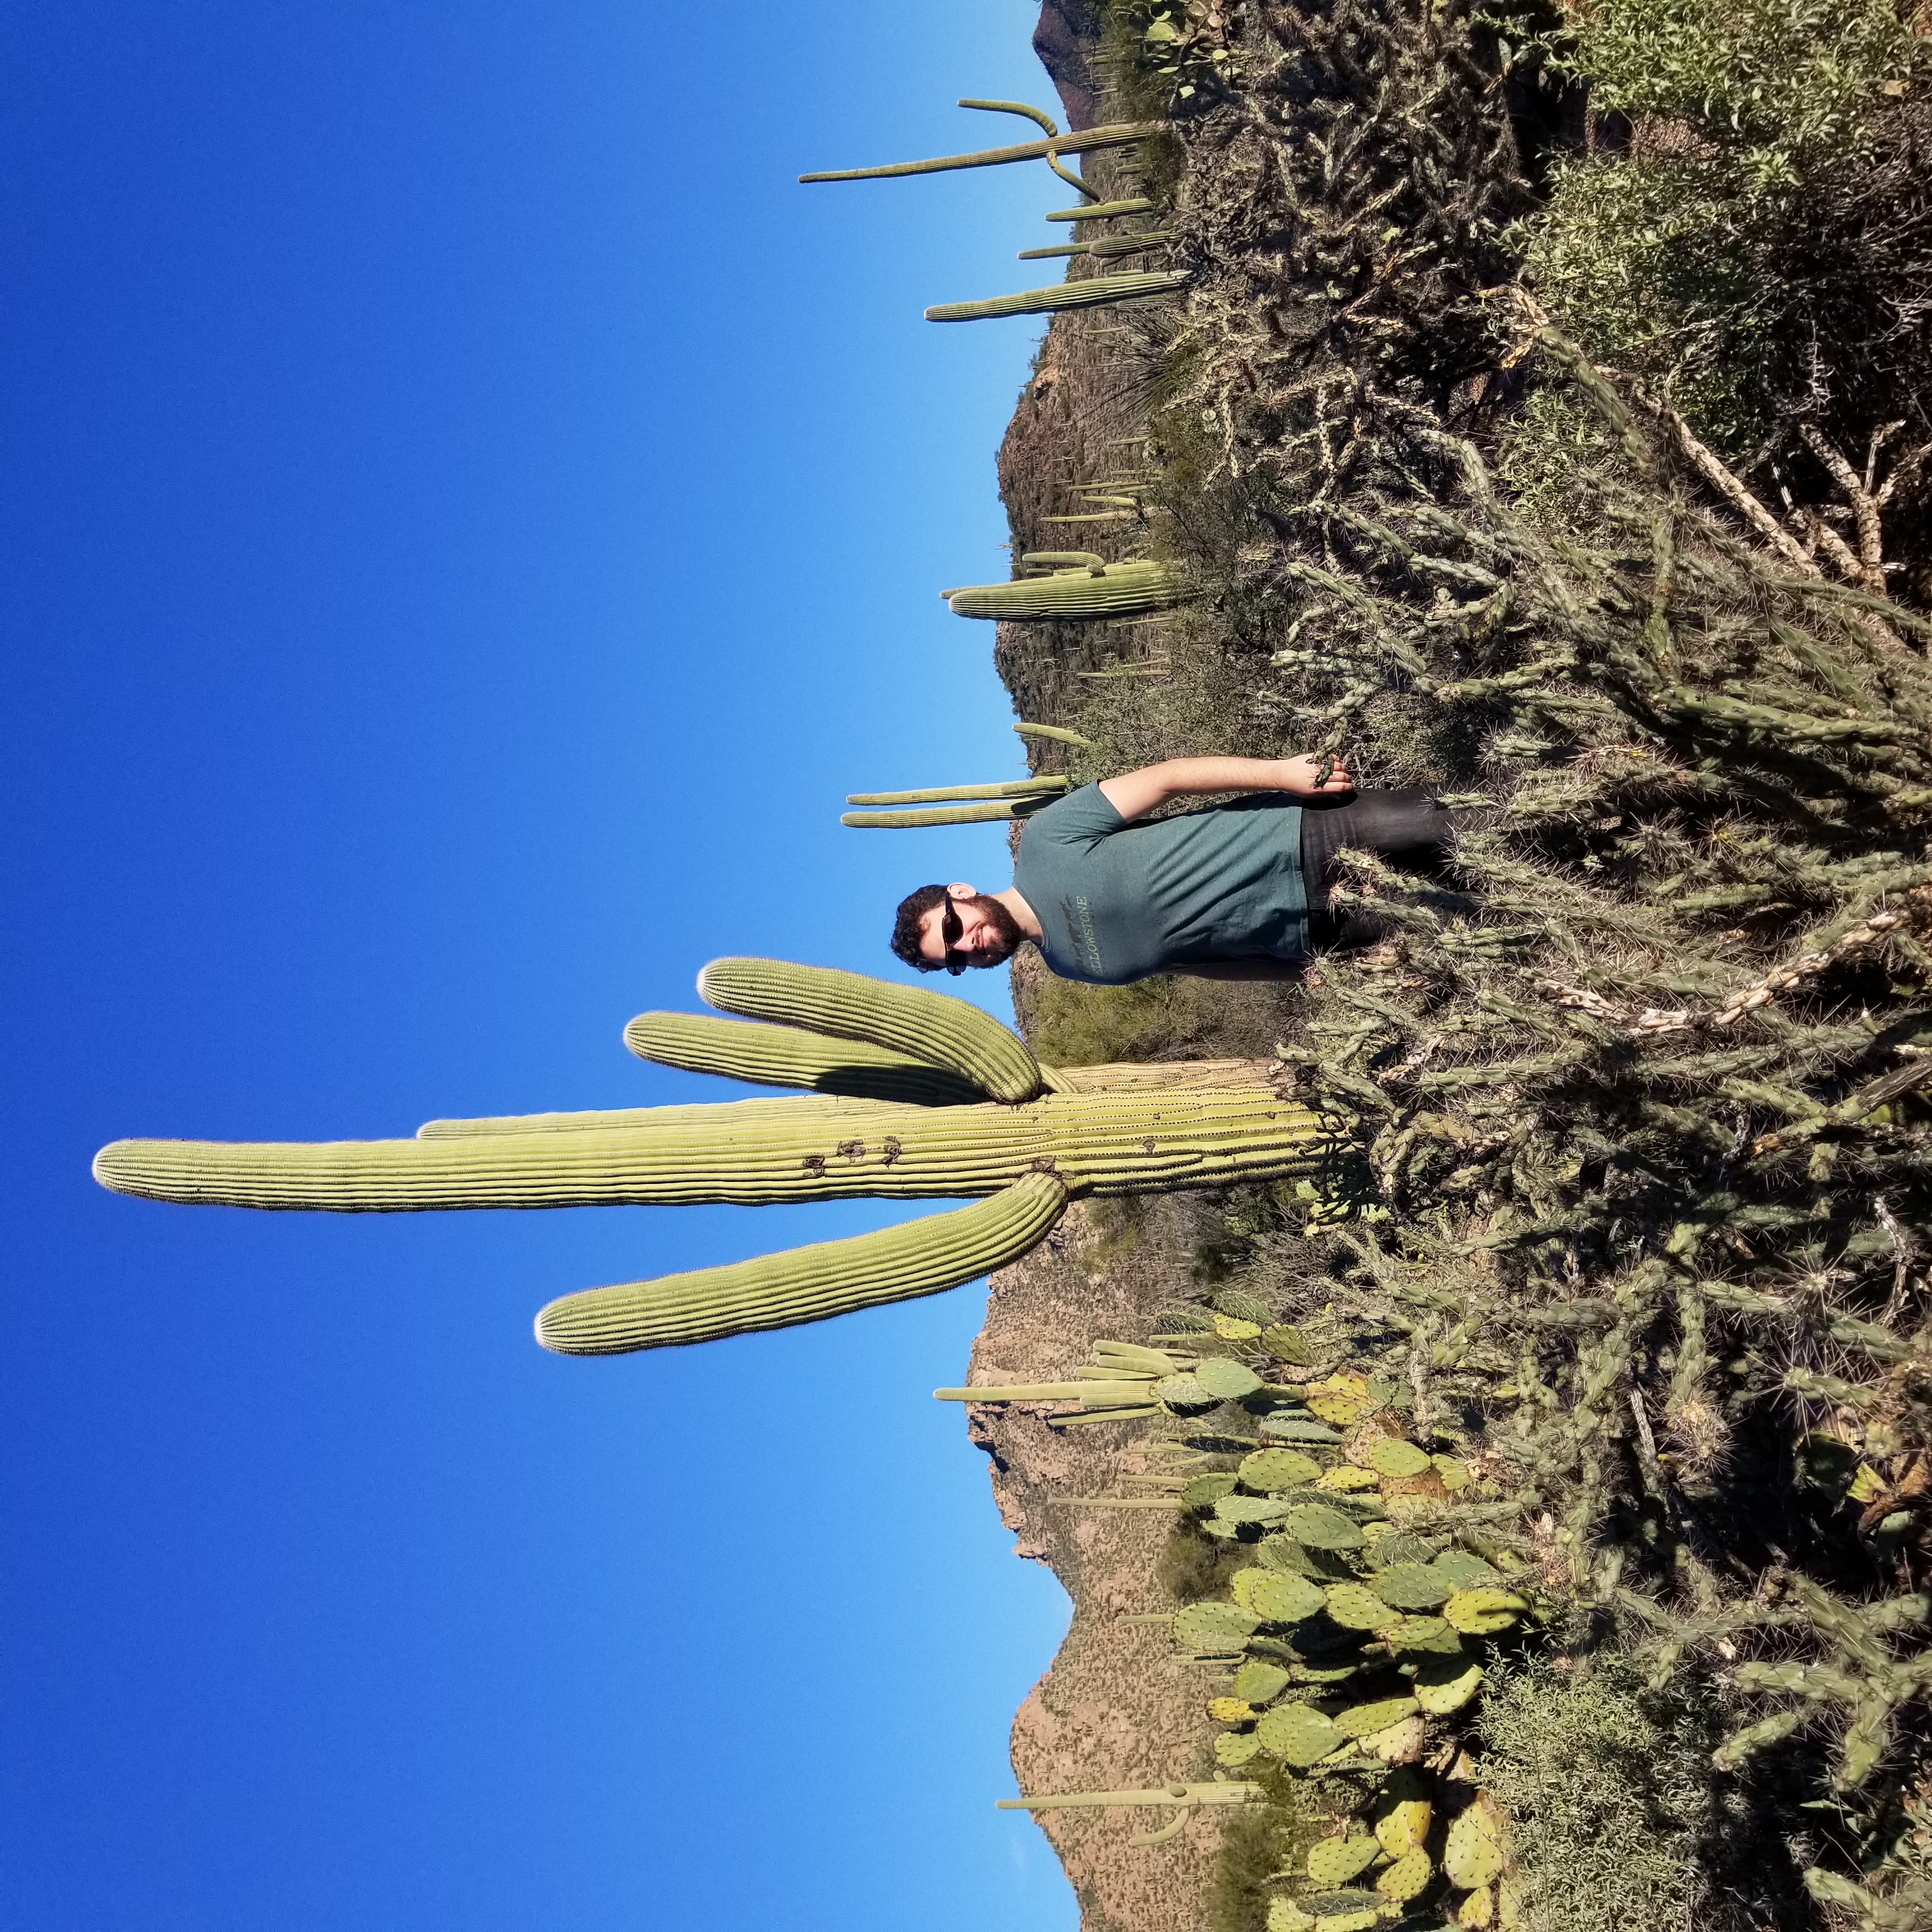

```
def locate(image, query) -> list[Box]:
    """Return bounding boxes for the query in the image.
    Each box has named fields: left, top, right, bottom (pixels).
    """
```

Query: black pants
left=1300, top=788, right=1465, bottom=952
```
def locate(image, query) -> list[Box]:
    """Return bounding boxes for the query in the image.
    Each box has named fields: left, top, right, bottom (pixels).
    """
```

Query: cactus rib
left=1013, top=721, right=1096, bottom=749
left=925, top=271, right=1188, bottom=323
left=533, top=1171, right=1068, bottom=1355
left=799, top=121, right=1163, bottom=185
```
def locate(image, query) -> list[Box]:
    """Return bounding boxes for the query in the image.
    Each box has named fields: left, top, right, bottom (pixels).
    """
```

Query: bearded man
left=889, top=753, right=1473, bottom=983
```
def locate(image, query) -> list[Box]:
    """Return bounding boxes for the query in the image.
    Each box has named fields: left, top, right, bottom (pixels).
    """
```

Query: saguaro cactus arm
left=841, top=801, right=1059, bottom=828
left=622, top=1010, right=984, bottom=1105
left=533, top=1171, right=1069, bottom=1355
left=696, top=957, right=1049, bottom=1103
left=998, top=1783, right=1257, bottom=1811
left=844, top=778, right=1071, bottom=805
left=1013, top=721, right=1096, bottom=749
left=1045, top=197, right=1157, bottom=222
left=954, top=98, right=1060, bottom=135
left=799, top=119, right=1163, bottom=184
left=925, top=270, right=1188, bottom=323
left=840, top=777, right=1071, bottom=830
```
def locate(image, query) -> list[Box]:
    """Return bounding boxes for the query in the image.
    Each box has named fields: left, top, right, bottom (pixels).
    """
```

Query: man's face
left=917, top=889, right=1023, bottom=973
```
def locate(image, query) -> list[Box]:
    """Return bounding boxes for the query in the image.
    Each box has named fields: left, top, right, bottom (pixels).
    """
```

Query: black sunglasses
left=939, top=900, right=969, bottom=975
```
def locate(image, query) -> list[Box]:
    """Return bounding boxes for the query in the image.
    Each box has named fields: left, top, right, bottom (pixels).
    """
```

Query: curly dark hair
left=890, top=884, right=950, bottom=972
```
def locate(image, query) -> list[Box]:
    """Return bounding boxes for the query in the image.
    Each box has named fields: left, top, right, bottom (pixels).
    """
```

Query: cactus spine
left=944, top=558, right=1178, bottom=622
left=93, top=962, right=1337, bottom=1355
left=924, top=270, right=1188, bottom=324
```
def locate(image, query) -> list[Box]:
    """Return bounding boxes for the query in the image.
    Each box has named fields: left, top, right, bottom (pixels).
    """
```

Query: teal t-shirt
left=1013, top=784, right=1308, bottom=984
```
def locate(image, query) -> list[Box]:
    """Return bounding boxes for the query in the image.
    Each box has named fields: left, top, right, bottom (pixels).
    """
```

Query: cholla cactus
left=943, top=553, right=1179, bottom=622
left=94, top=960, right=1334, bottom=1357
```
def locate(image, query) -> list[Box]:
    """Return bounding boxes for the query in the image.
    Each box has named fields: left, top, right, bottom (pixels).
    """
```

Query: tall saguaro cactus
left=93, top=961, right=1333, bottom=1358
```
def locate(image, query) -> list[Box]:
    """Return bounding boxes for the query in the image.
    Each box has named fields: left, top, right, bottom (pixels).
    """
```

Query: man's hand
left=1098, top=751, right=1354, bottom=822
left=1272, top=752, right=1353, bottom=795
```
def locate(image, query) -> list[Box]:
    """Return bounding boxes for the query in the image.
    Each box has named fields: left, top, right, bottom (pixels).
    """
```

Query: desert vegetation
left=93, top=0, right=1932, bottom=1926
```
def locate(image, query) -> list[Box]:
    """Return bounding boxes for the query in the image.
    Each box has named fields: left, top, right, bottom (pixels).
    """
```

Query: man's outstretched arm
left=1097, top=753, right=1351, bottom=823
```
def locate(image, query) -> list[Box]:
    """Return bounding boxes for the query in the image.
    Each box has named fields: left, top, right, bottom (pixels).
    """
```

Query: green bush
left=1476, top=1657, right=1725, bottom=1929
left=1525, top=0, right=1926, bottom=186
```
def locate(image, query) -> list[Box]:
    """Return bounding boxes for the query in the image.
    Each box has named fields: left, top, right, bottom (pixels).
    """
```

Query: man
left=889, top=753, right=1469, bottom=983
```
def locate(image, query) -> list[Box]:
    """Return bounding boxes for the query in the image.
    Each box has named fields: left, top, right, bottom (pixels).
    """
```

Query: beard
left=963, top=893, right=1025, bottom=962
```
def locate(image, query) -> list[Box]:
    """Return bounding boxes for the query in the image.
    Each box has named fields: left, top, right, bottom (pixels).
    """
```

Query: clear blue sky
left=1, top=5, right=1089, bottom=1926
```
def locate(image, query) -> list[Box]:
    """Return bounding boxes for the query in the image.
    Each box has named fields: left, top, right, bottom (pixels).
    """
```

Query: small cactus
left=1414, top=1656, right=1485, bottom=1715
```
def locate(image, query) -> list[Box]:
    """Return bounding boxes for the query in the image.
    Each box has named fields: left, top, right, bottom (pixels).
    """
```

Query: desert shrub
left=1509, top=0, right=1932, bottom=465
left=1015, top=963, right=1297, bottom=1066
left=1523, top=0, right=1927, bottom=185
left=1476, top=1656, right=1728, bottom=1930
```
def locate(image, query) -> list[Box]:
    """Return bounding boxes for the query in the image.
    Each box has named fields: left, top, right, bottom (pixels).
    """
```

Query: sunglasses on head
left=939, top=899, right=969, bottom=975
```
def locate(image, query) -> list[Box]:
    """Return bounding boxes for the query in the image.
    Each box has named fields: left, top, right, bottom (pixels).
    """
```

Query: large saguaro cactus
left=93, top=960, right=1334, bottom=1357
